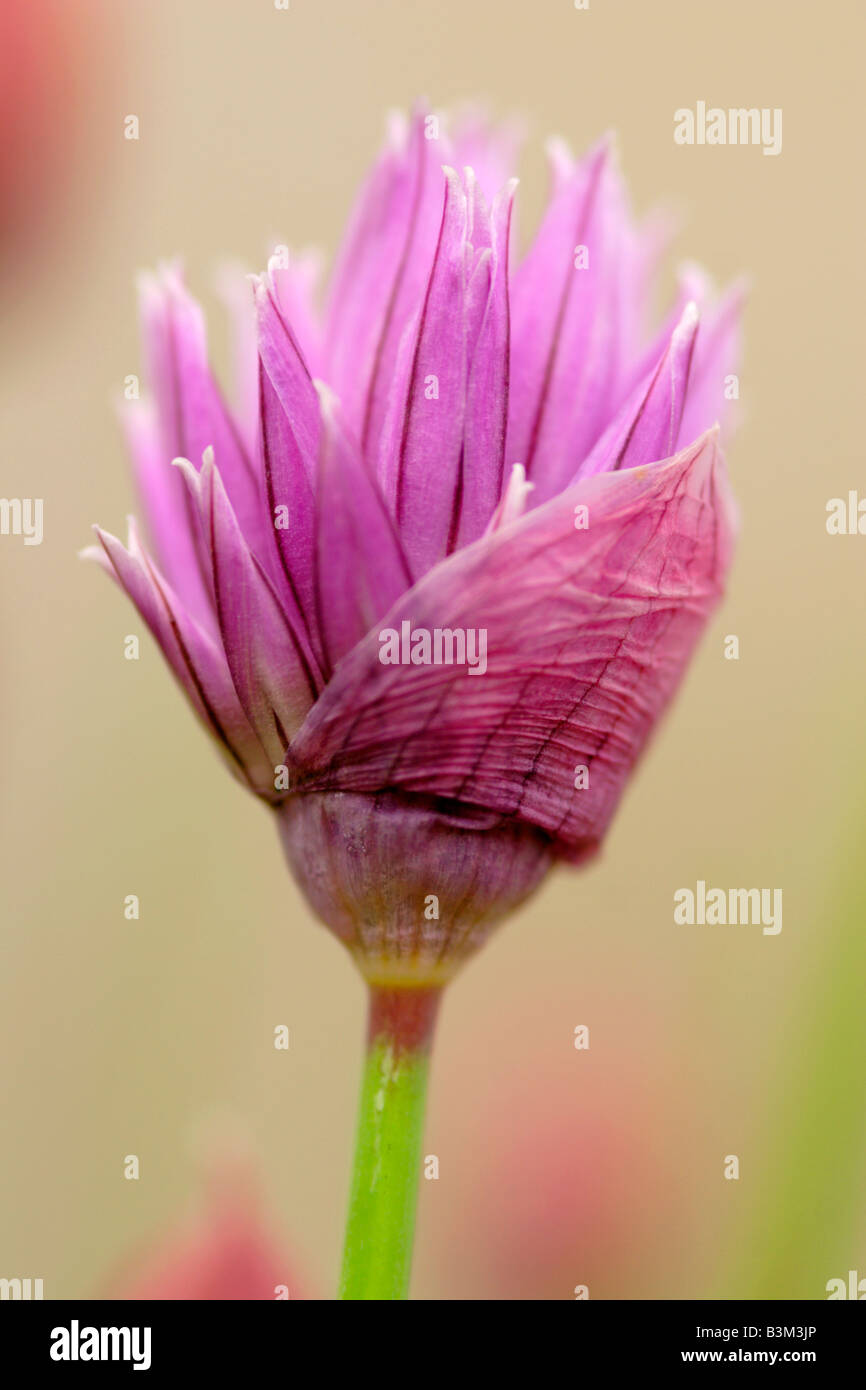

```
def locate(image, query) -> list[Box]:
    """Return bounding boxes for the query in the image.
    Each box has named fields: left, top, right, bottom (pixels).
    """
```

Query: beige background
left=1, top=0, right=864, bottom=1298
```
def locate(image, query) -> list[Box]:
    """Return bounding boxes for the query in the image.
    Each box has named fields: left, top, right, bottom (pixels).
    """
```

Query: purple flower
left=87, top=108, right=740, bottom=982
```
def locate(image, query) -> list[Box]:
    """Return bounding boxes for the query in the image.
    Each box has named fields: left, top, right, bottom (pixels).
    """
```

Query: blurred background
left=1, top=0, right=864, bottom=1300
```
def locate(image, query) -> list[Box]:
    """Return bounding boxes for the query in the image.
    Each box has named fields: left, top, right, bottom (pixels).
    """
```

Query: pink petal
left=254, top=273, right=319, bottom=478
left=486, top=462, right=534, bottom=533
left=451, top=107, right=524, bottom=207
left=177, top=452, right=321, bottom=764
left=505, top=140, right=620, bottom=504
left=617, top=261, right=706, bottom=403
left=215, top=261, right=262, bottom=459
left=268, top=247, right=324, bottom=378
left=612, top=203, right=677, bottom=388
left=138, top=266, right=271, bottom=570
left=258, top=362, right=321, bottom=662
left=322, top=110, right=416, bottom=422
left=313, top=386, right=412, bottom=673
left=456, top=180, right=515, bottom=547
left=390, top=167, right=470, bottom=574
left=120, top=394, right=214, bottom=631
left=324, top=107, right=448, bottom=469
left=254, top=273, right=327, bottom=659
left=91, top=520, right=276, bottom=797
left=678, top=280, right=745, bottom=447
left=577, top=301, right=699, bottom=479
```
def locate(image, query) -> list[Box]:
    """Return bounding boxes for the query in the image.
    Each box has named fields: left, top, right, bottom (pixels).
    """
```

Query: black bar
left=1, top=1298, right=861, bottom=1373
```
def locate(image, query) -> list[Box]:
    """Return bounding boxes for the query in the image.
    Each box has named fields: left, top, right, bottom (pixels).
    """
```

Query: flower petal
left=254, top=272, right=320, bottom=478
left=389, top=167, right=470, bottom=574
left=313, top=386, right=413, bottom=673
left=254, top=271, right=328, bottom=660
left=177, top=451, right=321, bottom=764
left=451, top=107, right=523, bottom=207
left=323, top=107, right=448, bottom=469
left=505, top=139, right=621, bottom=504
left=486, top=462, right=534, bottom=533
left=455, top=178, right=516, bottom=548
left=138, top=266, right=271, bottom=569
left=678, top=280, right=745, bottom=447
left=120, top=394, right=214, bottom=630
left=267, top=247, right=324, bottom=378
left=90, top=519, right=276, bottom=797
left=577, top=301, right=700, bottom=479
left=258, top=361, right=321, bottom=661
left=215, top=260, right=262, bottom=459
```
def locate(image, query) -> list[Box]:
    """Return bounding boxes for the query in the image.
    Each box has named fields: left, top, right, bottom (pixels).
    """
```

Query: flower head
left=88, top=107, right=740, bottom=982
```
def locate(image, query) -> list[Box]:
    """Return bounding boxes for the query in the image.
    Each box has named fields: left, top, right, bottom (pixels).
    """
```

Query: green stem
left=339, top=984, right=441, bottom=1300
